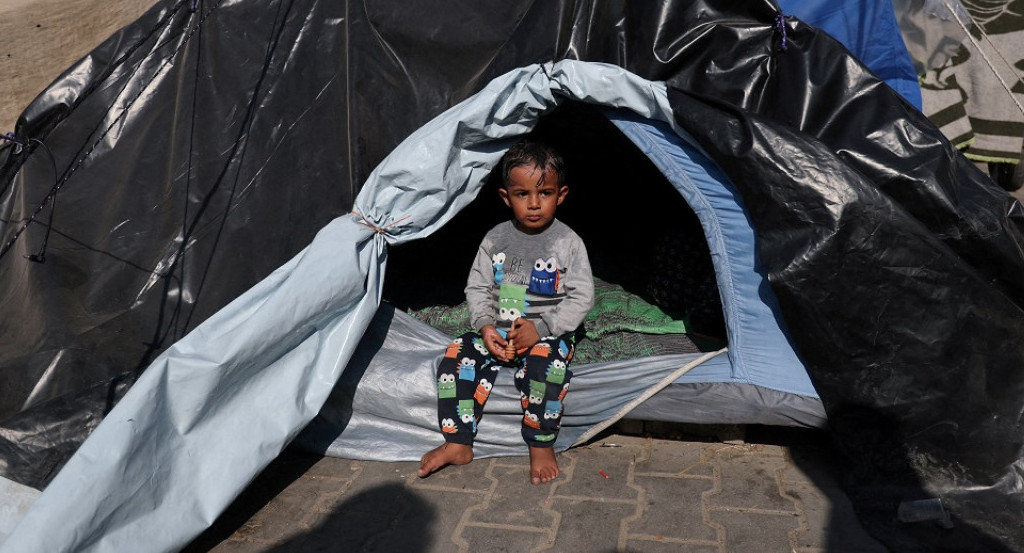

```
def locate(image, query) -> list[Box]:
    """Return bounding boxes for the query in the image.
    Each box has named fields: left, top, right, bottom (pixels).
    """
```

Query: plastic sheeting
left=662, top=11, right=1024, bottom=552
left=0, top=0, right=717, bottom=484
left=2, top=1, right=1023, bottom=551
left=778, top=0, right=923, bottom=109
left=0, top=0, right=910, bottom=484
left=0, top=0, right=919, bottom=432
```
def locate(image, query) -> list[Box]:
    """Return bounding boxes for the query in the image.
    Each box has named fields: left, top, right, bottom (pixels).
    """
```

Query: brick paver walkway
left=185, top=429, right=887, bottom=552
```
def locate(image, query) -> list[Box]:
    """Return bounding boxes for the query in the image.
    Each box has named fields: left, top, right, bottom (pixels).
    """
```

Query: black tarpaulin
left=663, top=9, right=1024, bottom=550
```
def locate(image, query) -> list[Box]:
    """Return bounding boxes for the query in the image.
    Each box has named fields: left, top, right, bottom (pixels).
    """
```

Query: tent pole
left=570, top=348, right=728, bottom=448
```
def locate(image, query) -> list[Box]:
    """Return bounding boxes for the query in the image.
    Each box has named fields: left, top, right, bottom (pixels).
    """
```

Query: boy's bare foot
left=418, top=443, right=473, bottom=478
left=528, top=446, right=559, bottom=485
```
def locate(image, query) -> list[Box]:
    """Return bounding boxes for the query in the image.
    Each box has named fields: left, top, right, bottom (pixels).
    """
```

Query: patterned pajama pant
left=435, top=331, right=575, bottom=447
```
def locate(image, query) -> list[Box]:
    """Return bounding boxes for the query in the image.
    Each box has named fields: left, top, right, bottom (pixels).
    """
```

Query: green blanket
left=406, top=279, right=698, bottom=364
left=583, top=280, right=688, bottom=338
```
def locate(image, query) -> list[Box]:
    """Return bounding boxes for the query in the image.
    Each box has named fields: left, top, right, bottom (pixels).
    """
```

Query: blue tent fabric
left=780, top=0, right=923, bottom=110
left=605, top=110, right=813, bottom=398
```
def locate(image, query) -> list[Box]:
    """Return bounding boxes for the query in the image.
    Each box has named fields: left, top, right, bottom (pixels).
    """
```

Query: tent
left=2, top=1, right=1023, bottom=551
left=2, top=56, right=821, bottom=551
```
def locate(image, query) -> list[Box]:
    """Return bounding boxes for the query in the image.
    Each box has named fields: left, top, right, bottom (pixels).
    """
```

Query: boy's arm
left=465, top=241, right=497, bottom=332
left=542, top=237, right=595, bottom=336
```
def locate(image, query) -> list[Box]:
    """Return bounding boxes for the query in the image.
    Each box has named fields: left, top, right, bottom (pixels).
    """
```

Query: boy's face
left=498, top=164, right=568, bottom=235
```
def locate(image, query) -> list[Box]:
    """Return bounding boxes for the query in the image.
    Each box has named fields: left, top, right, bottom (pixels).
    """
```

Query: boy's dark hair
left=501, top=139, right=566, bottom=189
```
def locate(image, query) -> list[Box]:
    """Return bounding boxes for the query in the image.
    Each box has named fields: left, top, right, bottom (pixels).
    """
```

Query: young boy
left=418, top=139, right=594, bottom=484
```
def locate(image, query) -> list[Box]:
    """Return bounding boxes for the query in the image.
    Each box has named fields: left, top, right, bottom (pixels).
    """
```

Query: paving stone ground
left=183, top=425, right=889, bottom=553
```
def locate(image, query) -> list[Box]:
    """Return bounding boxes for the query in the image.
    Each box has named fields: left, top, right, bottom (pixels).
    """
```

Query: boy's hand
left=480, top=325, right=512, bottom=362
left=508, top=318, right=540, bottom=354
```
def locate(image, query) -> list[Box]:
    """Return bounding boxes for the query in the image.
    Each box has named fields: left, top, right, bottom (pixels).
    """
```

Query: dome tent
left=1, top=1, right=1023, bottom=552
left=300, top=74, right=827, bottom=463
left=0, top=59, right=822, bottom=553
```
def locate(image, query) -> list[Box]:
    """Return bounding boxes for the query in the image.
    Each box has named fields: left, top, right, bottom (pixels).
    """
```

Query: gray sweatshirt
left=466, top=219, right=594, bottom=337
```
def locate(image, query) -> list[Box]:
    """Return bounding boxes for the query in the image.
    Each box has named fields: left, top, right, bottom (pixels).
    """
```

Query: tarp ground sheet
left=0, top=0, right=1022, bottom=551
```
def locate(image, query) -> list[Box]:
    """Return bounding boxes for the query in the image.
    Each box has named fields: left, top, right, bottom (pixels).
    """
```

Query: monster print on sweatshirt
left=465, top=219, right=594, bottom=338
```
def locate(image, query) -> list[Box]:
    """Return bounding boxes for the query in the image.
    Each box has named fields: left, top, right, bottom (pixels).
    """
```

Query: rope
left=0, top=136, right=60, bottom=260
left=351, top=210, right=411, bottom=234
left=944, top=1, right=1024, bottom=119
left=569, top=347, right=728, bottom=448
left=775, top=14, right=789, bottom=52
left=2, top=132, right=26, bottom=150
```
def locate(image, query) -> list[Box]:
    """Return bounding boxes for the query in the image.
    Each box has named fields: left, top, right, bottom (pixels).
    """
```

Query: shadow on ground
left=183, top=450, right=436, bottom=553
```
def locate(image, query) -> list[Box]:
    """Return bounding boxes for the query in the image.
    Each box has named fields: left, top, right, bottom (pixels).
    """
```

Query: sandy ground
left=0, top=0, right=158, bottom=133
